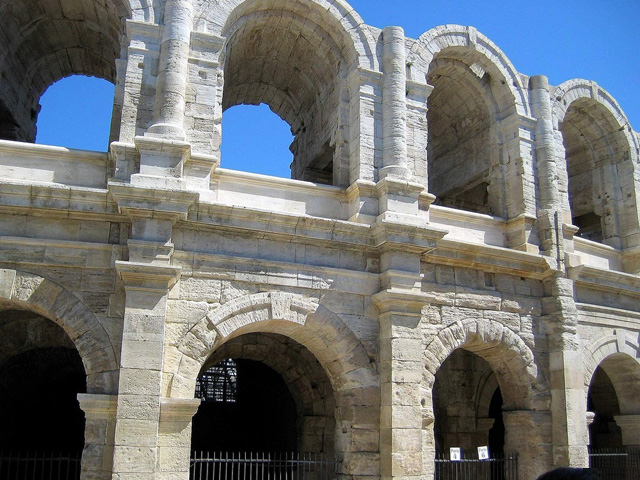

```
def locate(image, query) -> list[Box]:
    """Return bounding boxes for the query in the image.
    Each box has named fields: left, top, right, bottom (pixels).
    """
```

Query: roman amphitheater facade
left=1, top=1, right=639, bottom=480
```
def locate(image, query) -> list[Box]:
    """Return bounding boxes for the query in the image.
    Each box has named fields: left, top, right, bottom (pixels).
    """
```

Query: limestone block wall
left=1, top=2, right=640, bottom=480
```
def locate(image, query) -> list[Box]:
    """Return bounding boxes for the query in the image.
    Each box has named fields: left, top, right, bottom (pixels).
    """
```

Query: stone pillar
left=111, top=262, right=181, bottom=480
left=78, top=394, right=117, bottom=480
left=380, top=26, right=410, bottom=181
left=614, top=415, right=640, bottom=447
left=375, top=291, right=424, bottom=480
left=503, top=410, right=553, bottom=480
left=530, top=75, right=561, bottom=258
left=542, top=277, right=589, bottom=468
left=158, top=398, right=201, bottom=479
left=146, top=0, right=193, bottom=140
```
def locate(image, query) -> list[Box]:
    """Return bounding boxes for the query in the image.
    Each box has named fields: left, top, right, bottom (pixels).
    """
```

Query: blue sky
left=36, top=0, right=639, bottom=179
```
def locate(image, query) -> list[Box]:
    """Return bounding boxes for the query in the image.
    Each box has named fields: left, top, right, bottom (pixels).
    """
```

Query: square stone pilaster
left=158, top=398, right=202, bottom=479
left=541, top=277, right=589, bottom=469
left=374, top=291, right=426, bottom=480
left=78, top=394, right=118, bottom=480
left=111, top=262, right=181, bottom=480
left=503, top=410, right=553, bottom=480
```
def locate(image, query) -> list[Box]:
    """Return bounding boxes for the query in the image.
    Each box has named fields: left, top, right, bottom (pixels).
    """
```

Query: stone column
left=158, top=398, right=201, bottom=479
left=375, top=291, right=424, bottom=480
left=146, top=0, right=194, bottom=140
left=503, top=410, right=553, bottom=479
left=380, top=26, right=410, bottom=181
left=78, top=394, right=117, bottom=480
left=110, top=262, right=181, bottom=480
left=614, top=415, right=640, bottom=447
left=531, top=75, right=561, bottom=257
left=542, top=277, right=589, bottom=469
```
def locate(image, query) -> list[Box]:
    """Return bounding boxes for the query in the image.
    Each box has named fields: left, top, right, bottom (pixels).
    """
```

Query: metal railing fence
left=589, top=447, right=640, bottom=480
left=434, top=452, right=518, bottom=480
left=190, top=451, right=338, bottom=480
left=0, top=451, right=81, bottom=480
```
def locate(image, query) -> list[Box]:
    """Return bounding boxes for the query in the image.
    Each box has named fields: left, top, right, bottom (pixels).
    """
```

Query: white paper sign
left=450, top=447, right=461, bottom=461
left=478, top=446, right=489, bottom=460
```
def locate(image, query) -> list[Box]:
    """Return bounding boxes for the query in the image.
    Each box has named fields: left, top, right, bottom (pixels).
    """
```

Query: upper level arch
left=193, top=0, right=376, bottom=71
left=409, top=25, right=530, bottom=118
left=0, top=0, right=147, bottom=143
left=409, top=25, right=531, bottom=218
left=553, top=80, right=640, bottom=246
left=193, top=0, right=376, bottom=186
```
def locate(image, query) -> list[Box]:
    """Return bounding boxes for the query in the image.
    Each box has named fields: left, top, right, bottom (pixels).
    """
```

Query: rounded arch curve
left=583, top=332, right=640, bottom=415
left=423, top=318, right=549, bottom=413
left=171, top=291, right=377, bottom=399
left=193, top=0, right=376, bottom=71
left=553, top=79, right=638, bottom=141
left=553, top=79, right=640, bottom=245
left=0, top=269, right=118, bottom=394
left=0, top=0, right=141, bottom=142
left=410, top=25, right=530, bottom=118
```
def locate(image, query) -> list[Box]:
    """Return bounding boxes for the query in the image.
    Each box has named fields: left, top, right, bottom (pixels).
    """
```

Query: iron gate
left=434, top=452, right=518, bottom=480
left=0, top=451, right=81, bottom=480
left=190, top=452, right=338, bottom=480
left=589, top=448, right=640, bottom=480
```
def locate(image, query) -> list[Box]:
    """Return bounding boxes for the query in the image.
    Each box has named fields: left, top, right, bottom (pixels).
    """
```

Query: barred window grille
left=195, top=359, right=238, bottom=403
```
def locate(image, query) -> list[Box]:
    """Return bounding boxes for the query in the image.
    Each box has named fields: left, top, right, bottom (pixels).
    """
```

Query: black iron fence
left=190, top=452, right=338, bottom=480
left=0, top=451, right=81, bottom=480
left=434, top=452, right=518, bottom=480
left=589, top=447, right=640, bottom=480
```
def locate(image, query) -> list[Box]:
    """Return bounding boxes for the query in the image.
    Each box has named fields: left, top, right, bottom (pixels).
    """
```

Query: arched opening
left=192, top=333, right=336, bottom=456
left=0, top=309, right=86, bottom=475
left=220, top=0, right=355, bottom=186
left=560, top=98, right=630, bottom=244
left=192, top=358, right=298, bottom=452
left=0, top=0, right=126, bottom=143
left=35, top=76, right=115, bottom=152
left=427, top=56, right=505, bottom=216
left=588, top=365, right=622, bottom=448
left=221, top=104, right=294, bottom=178
left=433, top=349, right=505, bottom=456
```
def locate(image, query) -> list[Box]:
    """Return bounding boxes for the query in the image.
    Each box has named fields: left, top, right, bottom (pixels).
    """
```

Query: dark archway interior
left=0, top=346, right=86, bottom=451
left=561, top=98, right=630, bottom=243
left=427, top=58, right=494, bottom=215
left=588, top=366, right=622, bottom=448
left=488, top=388, right=505, bottom=456
left=433, top=349, right=505, bottom=457
left=191, top=359, right=298, bottom=453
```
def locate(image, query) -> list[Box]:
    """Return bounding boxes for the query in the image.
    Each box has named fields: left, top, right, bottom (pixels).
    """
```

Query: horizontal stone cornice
left=569, top=264, right=640, bottom=297
left=425, top=239, right=555, bottom=279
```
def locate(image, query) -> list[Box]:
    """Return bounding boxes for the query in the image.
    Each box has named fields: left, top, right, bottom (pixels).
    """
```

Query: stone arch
left=193, top=0, right=376, bottom=71
left=194, top=0, right=375, bottom=186
left=553, top=79, right=640, bottom=246
left=171, top=291, right=377, bottom=398
left=584, top=332, right=640, bottom=415
left=0, top=269, right=118, bottom=394
left=171, top=291, right=379, bottom=475
left=423, top=318, right=548, bottom=413
left=410, top=25, right=529, bottom=118
left=411, top=25, right=530, bottom=218
left=0, top=0, right=138, bottom=143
